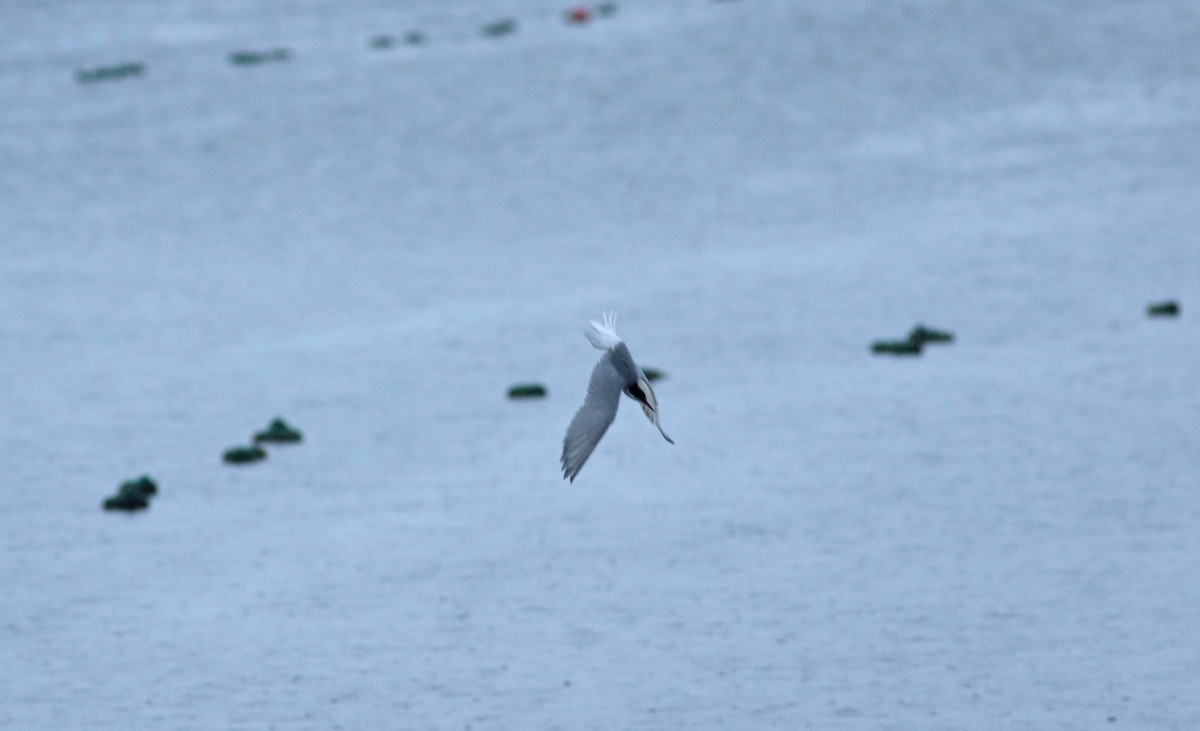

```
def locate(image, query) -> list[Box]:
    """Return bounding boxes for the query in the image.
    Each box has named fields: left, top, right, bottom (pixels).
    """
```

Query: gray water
left=3, top=1, right=1199, bottom=728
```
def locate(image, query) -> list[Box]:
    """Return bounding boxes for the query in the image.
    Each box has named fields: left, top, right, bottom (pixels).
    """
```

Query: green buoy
left=871, top=338, right=923, bottom=356
left=508, top=383, right=548, bottom=399
left=76, top=62, right=145, bottom=84
left=102, top=474, right=158, bottom=512
left=103, top=491, right=149, bottom=512
left=873, top=323, right=955, bottom=356
left=1147, top=300, right=1180, bottom=318
left=223, top=445, right=267, bottom=464
left=119, top=475, right=158, bottom=497
left=228, top=48, right=292, bottom=66
left=482, top=19, right=517, bottom=37
left=907, top=324, right=955, bottom=345
left=253, top=418, right=303, bottom=444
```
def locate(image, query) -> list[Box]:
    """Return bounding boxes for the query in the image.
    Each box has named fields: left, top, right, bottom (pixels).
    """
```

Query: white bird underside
left=561, top=312, right=673, bottom=482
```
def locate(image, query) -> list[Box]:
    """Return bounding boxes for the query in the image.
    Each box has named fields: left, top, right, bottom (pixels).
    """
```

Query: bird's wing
left=561, top=351, right=624, bottom=482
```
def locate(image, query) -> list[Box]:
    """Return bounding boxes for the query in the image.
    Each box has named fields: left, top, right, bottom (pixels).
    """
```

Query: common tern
left=561, top=312, right=674, bottom=482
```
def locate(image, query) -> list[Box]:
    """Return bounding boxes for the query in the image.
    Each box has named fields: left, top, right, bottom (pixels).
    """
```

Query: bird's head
left=624, top=377, right=655, bottom=412
left=626, top=375, right=675, bottom=444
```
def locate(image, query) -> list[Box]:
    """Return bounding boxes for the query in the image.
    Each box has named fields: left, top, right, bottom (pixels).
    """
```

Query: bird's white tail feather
left=585, top=311, right=622, bottom=351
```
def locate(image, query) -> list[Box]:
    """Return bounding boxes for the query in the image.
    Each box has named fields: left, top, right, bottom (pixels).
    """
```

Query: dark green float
left=223, top=445, right=268, bottom=464
left=119, top=475, right=158, bottom=497
left=907, top=324, right=955, bottom=345
left=508, top=383, right=548, bottom=399
left=482, top=19, right=518, bottom=37
left=872, top=323, right=955, bottom=356
left=102, top=474, right=158, bottom=512
left=103, top=491, right=149, bottom=512
left=871, top=338, right=923, bottom=356
left=228, top=48, right=292, bottom=66
left=254, top=418, right=303, bottom=444
left=1147, top=300, right=1180, bottom=317
left=76, top=62, right=145, bottom=84
left=641, top=367, right=665, bottom=382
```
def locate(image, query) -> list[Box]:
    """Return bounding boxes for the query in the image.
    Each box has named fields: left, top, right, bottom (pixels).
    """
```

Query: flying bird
left=561, top=312, right=674, bottom=482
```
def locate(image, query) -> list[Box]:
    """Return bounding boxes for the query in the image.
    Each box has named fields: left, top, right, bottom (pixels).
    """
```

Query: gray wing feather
left=561, top=352, right=624, bottom=482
